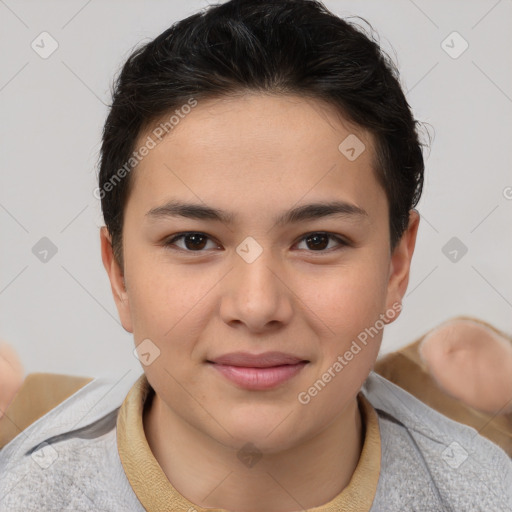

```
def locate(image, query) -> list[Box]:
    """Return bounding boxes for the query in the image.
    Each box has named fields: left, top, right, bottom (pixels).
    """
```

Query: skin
left=419, top=319, right=512, bottom=415
left=101, top=93, right=419, bottom=511
left=0, top=341, right=24, bottom=419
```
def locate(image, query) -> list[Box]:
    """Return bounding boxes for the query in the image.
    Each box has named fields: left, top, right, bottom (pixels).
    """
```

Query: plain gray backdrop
left=1, top=0, right=511, bottom=379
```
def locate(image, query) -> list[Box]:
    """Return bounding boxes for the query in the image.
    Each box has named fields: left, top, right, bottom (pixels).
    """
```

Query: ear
left=384, top=209, right=420, bottom=323
left=100, top=227, right=133, bottom=333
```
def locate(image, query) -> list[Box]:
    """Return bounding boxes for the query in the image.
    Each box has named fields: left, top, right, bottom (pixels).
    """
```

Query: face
left=101, top=93, right=418, bottom=452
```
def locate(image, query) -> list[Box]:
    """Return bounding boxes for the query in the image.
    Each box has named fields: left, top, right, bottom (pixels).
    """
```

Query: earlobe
left=384, top=210, right=420, bottom=320
left=100, top=227, right=133, bottom=333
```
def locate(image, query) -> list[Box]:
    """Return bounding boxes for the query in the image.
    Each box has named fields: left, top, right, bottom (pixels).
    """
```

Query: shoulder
left=363, top=371, right=512, bottom=511
left=0, top=372, right=94, bottom=449
left=0, top=371, right=142, bottom=511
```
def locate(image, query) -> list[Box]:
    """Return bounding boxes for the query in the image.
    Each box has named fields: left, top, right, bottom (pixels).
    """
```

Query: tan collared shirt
left=2, top=370, right=511, bottom=510
left=117, top=373, right=381, bottom=511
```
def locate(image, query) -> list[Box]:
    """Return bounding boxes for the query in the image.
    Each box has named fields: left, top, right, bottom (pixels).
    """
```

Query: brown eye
left=296, top=232, right=347, bottom=252
left=182, top=233, right=208, bottom=250
left=305, top=233, right=329, bottom=250
left=164, top=232, right=219, bottom=251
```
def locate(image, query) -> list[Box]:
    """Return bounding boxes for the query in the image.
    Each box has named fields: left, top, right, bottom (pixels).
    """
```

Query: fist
left=0, top=341, right=24, bottom=419
left=420, top=319, right=512, bottom=415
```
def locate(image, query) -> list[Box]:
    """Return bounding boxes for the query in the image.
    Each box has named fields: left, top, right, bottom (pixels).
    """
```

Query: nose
left=219, top=245, right=294, bottom=333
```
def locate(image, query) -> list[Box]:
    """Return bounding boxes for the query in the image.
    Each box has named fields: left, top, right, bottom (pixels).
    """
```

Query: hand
left=0, top=341, right=24, bottom=419
left=419, top=319, right=512, bottom=415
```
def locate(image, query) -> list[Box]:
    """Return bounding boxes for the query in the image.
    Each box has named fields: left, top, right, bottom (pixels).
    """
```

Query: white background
left=1, top=0, right=511, bottom=379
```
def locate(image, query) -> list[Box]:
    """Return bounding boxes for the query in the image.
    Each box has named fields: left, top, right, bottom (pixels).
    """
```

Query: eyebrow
left=146, top=199, right=368, bottom=226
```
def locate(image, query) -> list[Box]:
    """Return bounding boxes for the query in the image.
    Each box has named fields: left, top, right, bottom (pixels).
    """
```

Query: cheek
left=301, top=257, right=389, bottom=333
left=125, top=256, right=215, bottom=357
left=295, top=263, right=388, bottom=423
left=125, top=271, right=167, bottom=340
left=300, top=258, right=389, bottom=387
left=124, top=245, right=180, bottom=324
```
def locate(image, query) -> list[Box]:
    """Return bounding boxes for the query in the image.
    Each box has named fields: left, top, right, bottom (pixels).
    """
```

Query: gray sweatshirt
left=0, top=370, right=511, bottom=511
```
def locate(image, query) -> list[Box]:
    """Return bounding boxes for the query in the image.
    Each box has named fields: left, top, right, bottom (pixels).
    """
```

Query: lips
left=210, top=351, right=306, bottom=367
left=207, top=351, right=309, bottom=390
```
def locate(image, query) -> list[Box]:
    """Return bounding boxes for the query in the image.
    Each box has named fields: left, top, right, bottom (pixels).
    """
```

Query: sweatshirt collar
left=117, top=373, right=381, bottom=511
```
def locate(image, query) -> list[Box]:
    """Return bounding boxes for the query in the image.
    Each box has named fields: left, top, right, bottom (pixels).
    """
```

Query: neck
left=143, top=392, right=364, bottom=512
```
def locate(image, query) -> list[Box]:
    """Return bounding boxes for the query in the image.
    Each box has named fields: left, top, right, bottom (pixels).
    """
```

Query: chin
left=219, top=411, right=305, bottom=454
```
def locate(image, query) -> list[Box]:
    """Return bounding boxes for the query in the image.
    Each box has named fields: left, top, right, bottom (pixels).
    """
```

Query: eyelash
left=163, top=231, right=350, bottom=254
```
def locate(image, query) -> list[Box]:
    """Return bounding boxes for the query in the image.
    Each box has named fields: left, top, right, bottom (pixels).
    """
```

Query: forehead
left=146, top=92, right=370, bottom=153
left=127, top=93, right=385, bottom=221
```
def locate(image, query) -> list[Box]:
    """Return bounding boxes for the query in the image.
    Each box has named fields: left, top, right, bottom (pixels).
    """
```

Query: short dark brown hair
left=98, top=0, right=425, bottom=267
